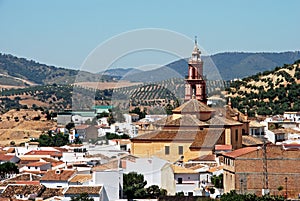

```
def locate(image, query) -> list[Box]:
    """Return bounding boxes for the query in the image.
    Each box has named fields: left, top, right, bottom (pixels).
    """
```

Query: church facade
left=131, top=38, right=249, bottom=162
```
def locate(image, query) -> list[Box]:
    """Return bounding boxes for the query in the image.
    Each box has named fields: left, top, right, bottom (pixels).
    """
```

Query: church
left=130, top=39, right=249, bottom=162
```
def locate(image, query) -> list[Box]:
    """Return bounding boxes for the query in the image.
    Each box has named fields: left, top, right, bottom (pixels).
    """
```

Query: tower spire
left=195, top=36, right=197, bottom=45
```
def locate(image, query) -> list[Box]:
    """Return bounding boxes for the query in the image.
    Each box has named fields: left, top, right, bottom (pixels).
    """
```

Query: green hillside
left=227, top=60, right=300, bottom=116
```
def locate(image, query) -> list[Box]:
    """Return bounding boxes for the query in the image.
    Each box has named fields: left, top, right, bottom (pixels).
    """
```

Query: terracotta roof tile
left=132, top=128, right=224, bottom=150
left=75, top=124, right=90, bottom=130
left=69, top=174, right=92, bottom=183
left=189, top=154, right=216, bottom=162
left=26, top=162, right=50, bottom=167
left=92, top=160, right=120, bottom=171
left=171, top=165, right=197, bottom=174
left=64, top=186, right=102, bottom=195
left=0, top=154, right=15, bottom=161
left=40, top=170, right=76, bottom=181
left=249, top=121, right=265, bottom=128
left=242, top=136, right=264, bottom=146
left=223, top=147, right=258, bottom=158
left=154, top=114, right=208, bottom=127
left=215, top=144, right=232, bottom=151
left=172, top=99, right=215, bottom=113
left=206, top=115, right=242, bottom=126
left=208, top=165, right=223, bottom=173
left=40, top=187, right=64, bottom=199
left=2, top=184, right=45, bottom=198
left=25, top=150, right=62, bottom=157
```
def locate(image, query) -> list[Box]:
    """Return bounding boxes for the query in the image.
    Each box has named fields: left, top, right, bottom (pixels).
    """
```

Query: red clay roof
left=64, top=186, right=102, bottom=195
left=26, top=162, right=50, bottom=167
left=154, top=114, right=208, bottom=127
left=40, top=170, right=76, bottom=181
left=132, top=128, right=224, bottom=149
left=172, top=99, right=215, bottom=113
left=25, top=150, right=62, bottom=157
left=0, top=154, right=15, bottom=161
left=223, top=147, right=258, bottom=158
left=215, top=144, right=232, bottom=151
left=190, top=154, right=216, bottom=162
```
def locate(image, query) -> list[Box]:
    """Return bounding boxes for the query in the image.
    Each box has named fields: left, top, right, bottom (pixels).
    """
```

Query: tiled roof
left=92, top=160, right=120, bottom=171
left=154, top=114, right=208, bottom=127
left=242, top=136, right=264, bottom=146
left=206, top=115, right=242, bottom=126
left=249, top=121, right=265, bottom=128
left=132, top=128, right=224, bottom=149
left=75, top=124, right=90, bottom=130
left=0, top=154, right=15, bottom=161
left=215, top=144, right=232, bottom=151
left=19, top=156, right=41, bottom=162
left=64, top=186, right=102, bottom=195
left=40, top=187, right=64, bottom=199
left=25, top=150, right=62, bottom=157
left=171, top=165, right=197, bottom=174
left=223, top=147, right=258, bottom=158
left=189, top=129, right=224, bottom=149
left=41, top=158, right=64, bottom=167
left=5, top=173, right=41, bottom=182
left=189, top=154, right=216, bottom=162
left=184, top=164, right=205, bottom=170
left=26, top=162, right=50, bottom=167
left=2, top=184, right=45, bottom=198
left=172, top=99, right=215, bottom=113
left=40, top=170, right=76, bottom=181
left=6, top=148, right=15, bottom=153
left=69, top=174, right=92, bottom=183
left=208, top=165, right=223, bottom=173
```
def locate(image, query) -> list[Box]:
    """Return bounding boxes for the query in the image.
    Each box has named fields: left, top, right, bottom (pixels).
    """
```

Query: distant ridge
left=1, top=51, right=300, bottom=86
left=121, top=51, right=300, bottom=82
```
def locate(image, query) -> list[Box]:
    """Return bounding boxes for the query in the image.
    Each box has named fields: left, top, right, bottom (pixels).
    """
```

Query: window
left=165, top=146, right=170, bottom=155
left=178, top=146, right=183, bottom=155
left=178, top=177, right=182, bottom=184
left=235, top=129, right=239, bottom=141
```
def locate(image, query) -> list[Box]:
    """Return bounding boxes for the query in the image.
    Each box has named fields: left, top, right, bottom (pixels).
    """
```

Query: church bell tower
left=184, top=36, right=207, bottom=103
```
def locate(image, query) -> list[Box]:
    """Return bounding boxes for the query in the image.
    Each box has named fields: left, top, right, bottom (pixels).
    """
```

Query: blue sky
left=0, top=0, right=299, bottom=71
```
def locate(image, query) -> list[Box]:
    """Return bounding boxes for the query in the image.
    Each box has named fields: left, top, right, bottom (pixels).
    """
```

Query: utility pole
left=262, top=138, right=269, bottom=195
left=285, top=177, right=288, bottom=200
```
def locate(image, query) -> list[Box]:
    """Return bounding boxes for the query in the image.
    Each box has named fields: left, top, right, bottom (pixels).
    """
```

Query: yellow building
left=131, top=39, right=249, bottom=162
left=131, top=99, right=247, bottom=162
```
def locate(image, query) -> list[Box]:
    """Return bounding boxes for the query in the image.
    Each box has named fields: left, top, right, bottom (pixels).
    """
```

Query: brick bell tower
left=184, top=36, right=207, bottom=103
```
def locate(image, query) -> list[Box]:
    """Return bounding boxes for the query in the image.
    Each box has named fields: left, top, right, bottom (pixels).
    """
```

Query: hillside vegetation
left=227, top=60, right=300, bottom=116
left=0, top=53, right=115, bottom=85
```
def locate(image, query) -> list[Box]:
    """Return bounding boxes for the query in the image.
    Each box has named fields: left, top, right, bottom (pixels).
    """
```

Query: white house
left=92, top=167, right=123, bottom=201
left=20, top=161, right=51, bottom=175
left=122, top=157, right=174, bottom=193
left=63, top=185, right=107, bottom=201
left=283, top=111, right=300, bottom=122
left=172, top=164, right=201, bottom=196
left=40, top=169, right=76, bottom=188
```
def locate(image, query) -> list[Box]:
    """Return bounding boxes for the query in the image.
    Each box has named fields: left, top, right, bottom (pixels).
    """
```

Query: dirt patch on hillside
left=0, top=109, right=56, bottom=146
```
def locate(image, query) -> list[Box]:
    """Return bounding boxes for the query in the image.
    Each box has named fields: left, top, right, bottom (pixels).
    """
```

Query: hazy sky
left=0, top=0, right=299, bottom=71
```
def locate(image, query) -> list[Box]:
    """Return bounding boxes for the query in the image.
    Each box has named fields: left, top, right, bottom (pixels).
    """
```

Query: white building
left=283, top=111, right=300, bottom=122
left=123, top=157, right=174, bottom=194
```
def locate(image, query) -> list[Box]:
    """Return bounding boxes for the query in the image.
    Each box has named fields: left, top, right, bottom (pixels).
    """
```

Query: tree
left=123, top=172, right=167, bottom=199
left=123, top=172, right=147, bottom=199
left=70, top=192, right=94, bottom=201
left=146, top=185, right=161, bottom=198
left=0, top=162, right=19, bottom=179
left=211, top=174, right=223, bottom=189
left=220, top=190, right=284, bottom=201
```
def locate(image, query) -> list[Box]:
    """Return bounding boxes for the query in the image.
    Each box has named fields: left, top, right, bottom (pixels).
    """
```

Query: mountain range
left=1, top=51, right=300, bottom=87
